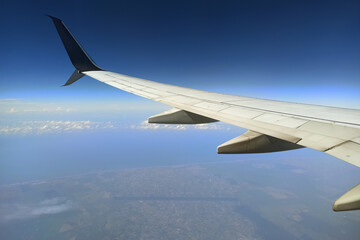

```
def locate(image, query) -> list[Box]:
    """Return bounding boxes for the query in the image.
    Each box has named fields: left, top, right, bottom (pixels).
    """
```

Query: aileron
left=326, top=141, right=360, bottom=167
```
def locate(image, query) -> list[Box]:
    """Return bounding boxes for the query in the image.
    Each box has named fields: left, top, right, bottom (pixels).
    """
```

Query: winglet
left=63, top=70, right=85, bottom=86
left=48, top=15, right=103, bottom=74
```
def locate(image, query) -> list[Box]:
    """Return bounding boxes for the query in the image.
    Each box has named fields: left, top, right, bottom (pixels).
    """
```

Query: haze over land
left=0, top=100, right=359, bottom=239
left=1, top=163, right=359, bottom=240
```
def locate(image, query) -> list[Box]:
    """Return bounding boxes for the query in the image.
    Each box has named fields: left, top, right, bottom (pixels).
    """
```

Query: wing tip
left=48, top=15, right=103, bottom=73
left=46, top=14, right=61, bottom=21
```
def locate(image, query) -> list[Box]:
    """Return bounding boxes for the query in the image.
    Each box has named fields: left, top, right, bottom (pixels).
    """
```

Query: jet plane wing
left=48, top=16, right=360, bottom=211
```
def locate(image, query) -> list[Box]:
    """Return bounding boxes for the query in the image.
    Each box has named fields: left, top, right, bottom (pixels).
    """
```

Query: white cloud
left=0, top=197, right=74, bottom=223
left=0, top=120, right=231, bottom=135
left=8, top=107, right=17, bottom=113
left=31, top=198, right=73, bottom=216
left=0, top=120, right=115, bottom=135
left=194, top=123, right=227, bottom=130
left=131, top=121, right=229, bottom=131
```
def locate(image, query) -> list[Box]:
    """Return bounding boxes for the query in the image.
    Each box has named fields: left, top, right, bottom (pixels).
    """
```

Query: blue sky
left=0, top=0, right=359, bottom=106
left=0, top=0, right=359, bottom=184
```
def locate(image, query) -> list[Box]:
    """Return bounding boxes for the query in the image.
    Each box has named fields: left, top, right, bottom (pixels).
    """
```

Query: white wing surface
left=85, top=70, right=360, bottom=168
left=48, top=16, right=360, bottom=211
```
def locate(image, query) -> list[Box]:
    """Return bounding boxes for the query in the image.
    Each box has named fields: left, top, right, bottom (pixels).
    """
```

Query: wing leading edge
left=48, top=16, right=360, bottom=211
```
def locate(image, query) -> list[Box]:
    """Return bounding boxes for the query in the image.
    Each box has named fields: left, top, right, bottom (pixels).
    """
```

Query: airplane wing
left=48, top=16, right=360, bottom=211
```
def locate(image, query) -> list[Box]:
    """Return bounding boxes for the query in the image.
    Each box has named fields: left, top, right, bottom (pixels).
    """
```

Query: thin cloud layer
left=6, top=106, right=75, bottom=114
left=0, top=98, right=165, bottom=115
left=0, top=99, right=76, bottom=114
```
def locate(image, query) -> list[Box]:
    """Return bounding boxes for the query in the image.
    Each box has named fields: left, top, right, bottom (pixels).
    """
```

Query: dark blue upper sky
left=1, top=0, right=359, bottom=106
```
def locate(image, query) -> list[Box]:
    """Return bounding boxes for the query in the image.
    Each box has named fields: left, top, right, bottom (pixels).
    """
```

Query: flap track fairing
left=218, top=130, right=304, bottom=154
left=148, top=108, right=218, bottom=124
